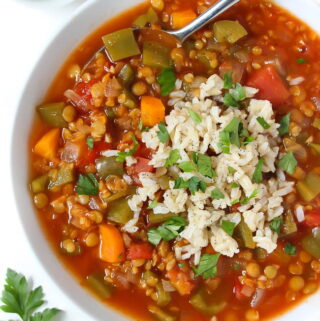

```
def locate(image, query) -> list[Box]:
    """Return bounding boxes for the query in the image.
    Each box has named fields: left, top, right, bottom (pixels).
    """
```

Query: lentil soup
left=29, top=0, right=320, bottom=320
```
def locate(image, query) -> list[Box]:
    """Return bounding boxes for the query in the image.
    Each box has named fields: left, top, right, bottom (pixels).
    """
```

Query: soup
left=29, top=0, right=320, bottom=320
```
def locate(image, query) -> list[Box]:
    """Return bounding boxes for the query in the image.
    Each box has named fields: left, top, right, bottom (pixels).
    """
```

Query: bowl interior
left=11, top=0, right=320, bottom=320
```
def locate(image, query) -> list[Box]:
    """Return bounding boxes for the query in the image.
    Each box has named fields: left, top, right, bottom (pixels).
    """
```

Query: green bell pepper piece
left=301, top=227, right=320, bottom=259
left=118, top=64, right=135, bottom=87
left=213, top=20, right=248, bottom=44
left=31, top=174, right=49, bottom=193
left=86, top=273, right=113, bottom=299
left=37, top=102, right=67, bottom=128
left=48, top=165, right=74, bottom=190
left=234, top=218, right=255, bottom=249
left=95, top=156, right=124, bottom=180
left=297, top=172, right=320, bottom=202
left=107, top=197, right=133, bottom=224
left=142, top=41, right=170, bottom=69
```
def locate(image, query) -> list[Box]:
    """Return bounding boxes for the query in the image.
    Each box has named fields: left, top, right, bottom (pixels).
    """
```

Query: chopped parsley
left=252, top=158, right=265, bottom=184
left=148, top=200, right=158, bottom=209
left=221, top=220, right=236, bottom=236
left=188, top=109, right=202, bottom=124
left=233, top=264, right=240, bottom=271
left=284, top=242, right=297, bottom=256
left=243, top=136, right=255, bottom=145
left=223, top=93, right=240, bottom=108
left=223, top=83, right=246, bottom=107
left=147, top=217, right=187, bottom=245
left=76, top=173, right=99, bottom=195
left=116, top=135, right=138, bottom=162
left=231, top=183, right=239, bottom=188
left=257, top=116, right=271, bottom=129
left=278, top=152, right=297, bottom=175
left=223, top=72, right=233, bottom=89
left=164, top=149, right=180, bottom=167
left=174, top=177, right=207, bottom=194
left=179, top=161, right=197, bottom=172
left=239, top=189, right=259, bottom=205
left=278, top=113, right=291, bottom=136
left=138, top=119, right=143, bottom=131
left=86, top=136, right=94, bottom=150
left=228, top=166, right=236, bottom=174
left=211, top=188, right=225, bottom=200
left=157, top=68, right=176, bottom=96
left=270, top=217, right=283, bottom=234
left=297, top=58, right=307, bottom=64
left=193, top=254, right=221, bottom=279
left=157, top=122, right=169, bottom=143
left=192, top=152, right=216, bottom=178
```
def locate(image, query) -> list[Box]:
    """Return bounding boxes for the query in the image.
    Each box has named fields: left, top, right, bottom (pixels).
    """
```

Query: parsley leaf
left=157, top=68, right=176, bottom=96
left=221, top=220, right=236, bottom=236
left=228, top=166, right=236, bottom=174
left=138, top=119, right=143, bottom=131
left=223, top=93, right=240, bottom=108
left=231, top=183, right=239, bottom=188
left=148, top=200, right=158, bottom=209
left=188, top=109, right=202, bottom=124
left=86, top=136, right=94, bottom=150
left=76, top=173, right=99, bottom=195
left=240, top=189, right=259, bottom=205
left=211, top=188, right=225, bottom=200
left=188, top=177, right=207, bottom=195
left=192, top=152, right=216, bottom=178
left=297, top=58, right=307, bottom=64
left=157, top=122, right=169, bottom=143
left=219, top=117, right=243, bottom=152
left=193, top=254, right=220, bottom=279
left=252, top=158, right=265, bottom=184
left=278, top=113, right=291, bottom=136
left=278, top=152, right=297, bottom=175
left=270, top=217, right=283, bottom=234
left=257, top=117, right=271, bottom=129
left=284, top=243, right=297, bottom=256
left=178, top=161, right=197, bottom=172
left=0, top=269, right=61, bottom=321
left=223, top=72, right=233, bottom=89
left=164, top=149, right=180, bottom=167
left=147, top=217, right=187, bottom=245
left=232, top=83, right=246, bottom=101
left=116, top=135, right=138, bottom=162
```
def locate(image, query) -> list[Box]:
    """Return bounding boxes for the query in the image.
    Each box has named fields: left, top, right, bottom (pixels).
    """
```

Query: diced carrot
left=34, top=128, right=60, bottom=160
left=127, top=242, right=154, bottom=260
left=141, top=96, right=165, bottom=127
left=171, top=9, right=197, bottom=29
left=167, top=265, right=195, bottom=295
left=99, top=224, right=125, bottom=263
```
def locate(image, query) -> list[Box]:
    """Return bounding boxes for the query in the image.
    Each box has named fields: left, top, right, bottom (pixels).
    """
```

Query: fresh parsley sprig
left=76, top=173, right=99, bottom=195
left=0, top=269, right=61, bottom=321
left=157, top=68, right=176, bottom=96
left=193, top=254, right=221, bottom=279
left=174, top=177, right=207, bottom=195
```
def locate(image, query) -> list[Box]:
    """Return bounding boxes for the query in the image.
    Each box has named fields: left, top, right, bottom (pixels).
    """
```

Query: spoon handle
left=167, top=0, right=240, bottom=43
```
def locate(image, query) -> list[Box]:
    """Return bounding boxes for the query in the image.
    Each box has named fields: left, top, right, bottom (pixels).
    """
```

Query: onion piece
left=105, top=77, right=122, bottom=98
left=312, top=97, right=320, bottom=111
left=295, top=205, right=305, bottom=223
left=64, top=89, right=87, bottom=108
left=161, top=279, right=176, bottom=292
left=250, top=288, right=266, bottom=308
left=241, top=285, right=255, bottom=297
left=289, top=77, right=305, bottom=86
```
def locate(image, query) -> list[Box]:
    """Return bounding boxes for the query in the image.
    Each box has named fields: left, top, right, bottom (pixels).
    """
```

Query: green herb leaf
left=278, top=152, right=297, bottom=175
left=164, top=149, right=180, bottom=167
left=223, top=92, right=240, bottom=108
left=157, top=68, right=176, bottom=96
left=178, top=263, right=185, bottom=269
left=188, top=109, right=202, bottom=124
left=157, top=122, right=169, bottom=143
left=0, top=269, right=61, bottom=321
left=193, top=153, right=216, bottom=178
left=252, top=158, right=265, bottom=184
left=228, top=166, right=236, bottom=174
left=243, top=136, right=255, bottom=145
left=233, top=264, right=240, bottom=271
left=148, top=200, right=158, bottom=209
left=219, top=117, right=242, bottom=151
left=231, top=183, right=239, bottom=188
left=223, top=72, right=233, bottom=89
left=284, top=242, right=297, bottom=256
left=193, top=254, right=221, bottom=279
left=178, top=161, right=197, bottom=172
left=116, top=135, right=138, bottom=162
left=86, top=136, right=94, bottom=150
left=240, top=189, right=259, bottom=205
left=221, top=220, right=236, bottom=236
left=232, top=83, right=246, bottom=101
left=173, top=177, right=189, bottom=189
left=257, top=117, right=271, bottom=129
left=76, top=173, right=99, bottom=195
left=297, top=58, right=307, bottom=64
left=211, top=188, right=225, bottom=200
left=278, top=113, right=291, bottom=136
left=188, top=177, right=207, bottom=195
left=138, top=119, right=143, bottom=131
left=147, top=228, right=162, bottom=246
left=270, top=217, right=283, bottom=234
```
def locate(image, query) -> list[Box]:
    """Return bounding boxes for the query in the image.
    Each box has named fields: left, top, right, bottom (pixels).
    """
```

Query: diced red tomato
left=167, top=265, right=195, bottom=296
left=303, top=209, right=320, bottom=227
left=234, top=278, right=247, bottom=301
left=246, top=65, right=290, bottom=106
left=135, top=143, right=153, bottom=159
left=74, top=79, right=98, bottom=103
left=133, top=157, right=154, bottom=174
left=77, top=141, right=111, bottom=167
left=127, top=242, right=154, bottom=260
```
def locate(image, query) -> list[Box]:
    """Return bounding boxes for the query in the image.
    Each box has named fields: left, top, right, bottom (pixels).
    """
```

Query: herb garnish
left=257, top=117, right=271, bottom=129
left=164, top=149, right=180, bottom=167
left=148, top=200, right=158, bottom=209
left=116, top=135, right=138, bottom=162
left=174, top=177, right=207, bottom=195
left=192, top=152, right=216, bottom=178
left=297, top=58, right=307, bottom=64
left=278, top=113, right=291, bottom=136
left=157, top=122, right=169, bottom=143
left=193, top=254, right=221, bottom=279
left=86, top=136, right=94, bottom=150
left=188, top=109, right=202, bottom=124
left=270, top=217, right=283, bottom=234
left=221, top=220, right=236, bottom=236
left=76, top=173, right=99, bottom=195
left=211, top=188, right=225, bottom=200
left=178, top=161, right=197, bottom=172
left=278, top=152, right=297, bottom=175
left=157, top=68, right=176, bottom=96
left=223, top=72, right=233, bottom=89
left=252, top=158, right=265, bottom=184
left=284, top=242, right=297, bottom=256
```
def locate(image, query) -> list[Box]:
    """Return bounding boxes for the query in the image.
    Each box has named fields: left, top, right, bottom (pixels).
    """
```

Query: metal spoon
left=83, top=0, right=240, bottom=71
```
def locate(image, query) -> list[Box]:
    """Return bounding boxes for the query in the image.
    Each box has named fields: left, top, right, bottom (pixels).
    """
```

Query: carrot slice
left=34, top=128, right=60, bottom=160
left=99, top=224, right=125, bottom=263
left=171, top=10, right=197, bottom=29
left=141, top=96, right=165, bottom=127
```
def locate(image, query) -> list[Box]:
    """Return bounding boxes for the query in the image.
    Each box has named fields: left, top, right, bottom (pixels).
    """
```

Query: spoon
left=82, top=0, right=240, bottom=72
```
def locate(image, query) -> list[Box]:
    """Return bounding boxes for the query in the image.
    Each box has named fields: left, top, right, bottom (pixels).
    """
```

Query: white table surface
left=1, top=1, right=320, bottom=321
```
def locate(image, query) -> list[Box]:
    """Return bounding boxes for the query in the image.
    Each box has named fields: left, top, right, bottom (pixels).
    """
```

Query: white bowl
left=11, top=0, right=320, bottom=320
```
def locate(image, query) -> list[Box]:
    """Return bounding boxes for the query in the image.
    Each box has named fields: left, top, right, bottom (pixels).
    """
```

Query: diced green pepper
left=148, top=305, right=176, bottom=321
left=102, top=28, right=140, bottom=62
left=213, top=20, right=248, bottom=44
left=312, top=118, right=320, bottom=130
left=31, top=174, right=49, bottom=193
left=86, top=273, right=113, bottom=299
left=107, top=197, right=133, bottom=224
left=148, top=212, right=176, bottom=224
left=190, top=289, right=226, bottom=316
left=143, top=41, right=170, bottom=69
left=133, top=7, right=158, bottom=27
left=95, top=156, right=124, bottom=179
left=234, top=218, right=255, bottom=249
left=297, top=172, right=320, bottom=202
left=310, top=143, right=320, bottom=155
left=48, top=165, right=74, bottom=190
left=282, top=211, right=297, bottom=236
left=37, top=102, right=67, bottom=128
left=301, top=227, right=320, bottom=259
left=118, top=64, right=135, bottom=87
left=155, top=283, right=171, bottom=307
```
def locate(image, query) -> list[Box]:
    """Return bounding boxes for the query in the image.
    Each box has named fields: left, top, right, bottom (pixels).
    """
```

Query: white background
left=1, top=0, right=320, bottom=321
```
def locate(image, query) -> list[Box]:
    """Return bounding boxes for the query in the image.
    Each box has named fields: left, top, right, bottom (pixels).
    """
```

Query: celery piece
left=37, top=102, right=67, bottom=128
left=118, top=64, right=135, bottom=86
left=297, top=172, right=320, bottom=202
left=48, top=165, right=74, bottom=190
left=107, top=198, right=133, bottom=224
left=31, top=174, right=49, bottom=193
left=282, top=211, right=297, bottom=236
left=86, top=273, right=113, bottom=299
left=133, top=7, right=158, bottom=27
left=234, top=218, right=255, bottom=249
left=143, top=41, right=170, bottom=68
left=102, top=28, right=140, bottom=62
left=213, top=20, right=248, bottom=44
left=190, top=290, right=226, bottom=316
left=155, top=283, right=171, bottom=307
left=302, top=228, right=320, bottom=259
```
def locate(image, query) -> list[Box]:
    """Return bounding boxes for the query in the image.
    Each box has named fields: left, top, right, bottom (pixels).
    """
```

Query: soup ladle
left=82, top=0, right=240, bottom=72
